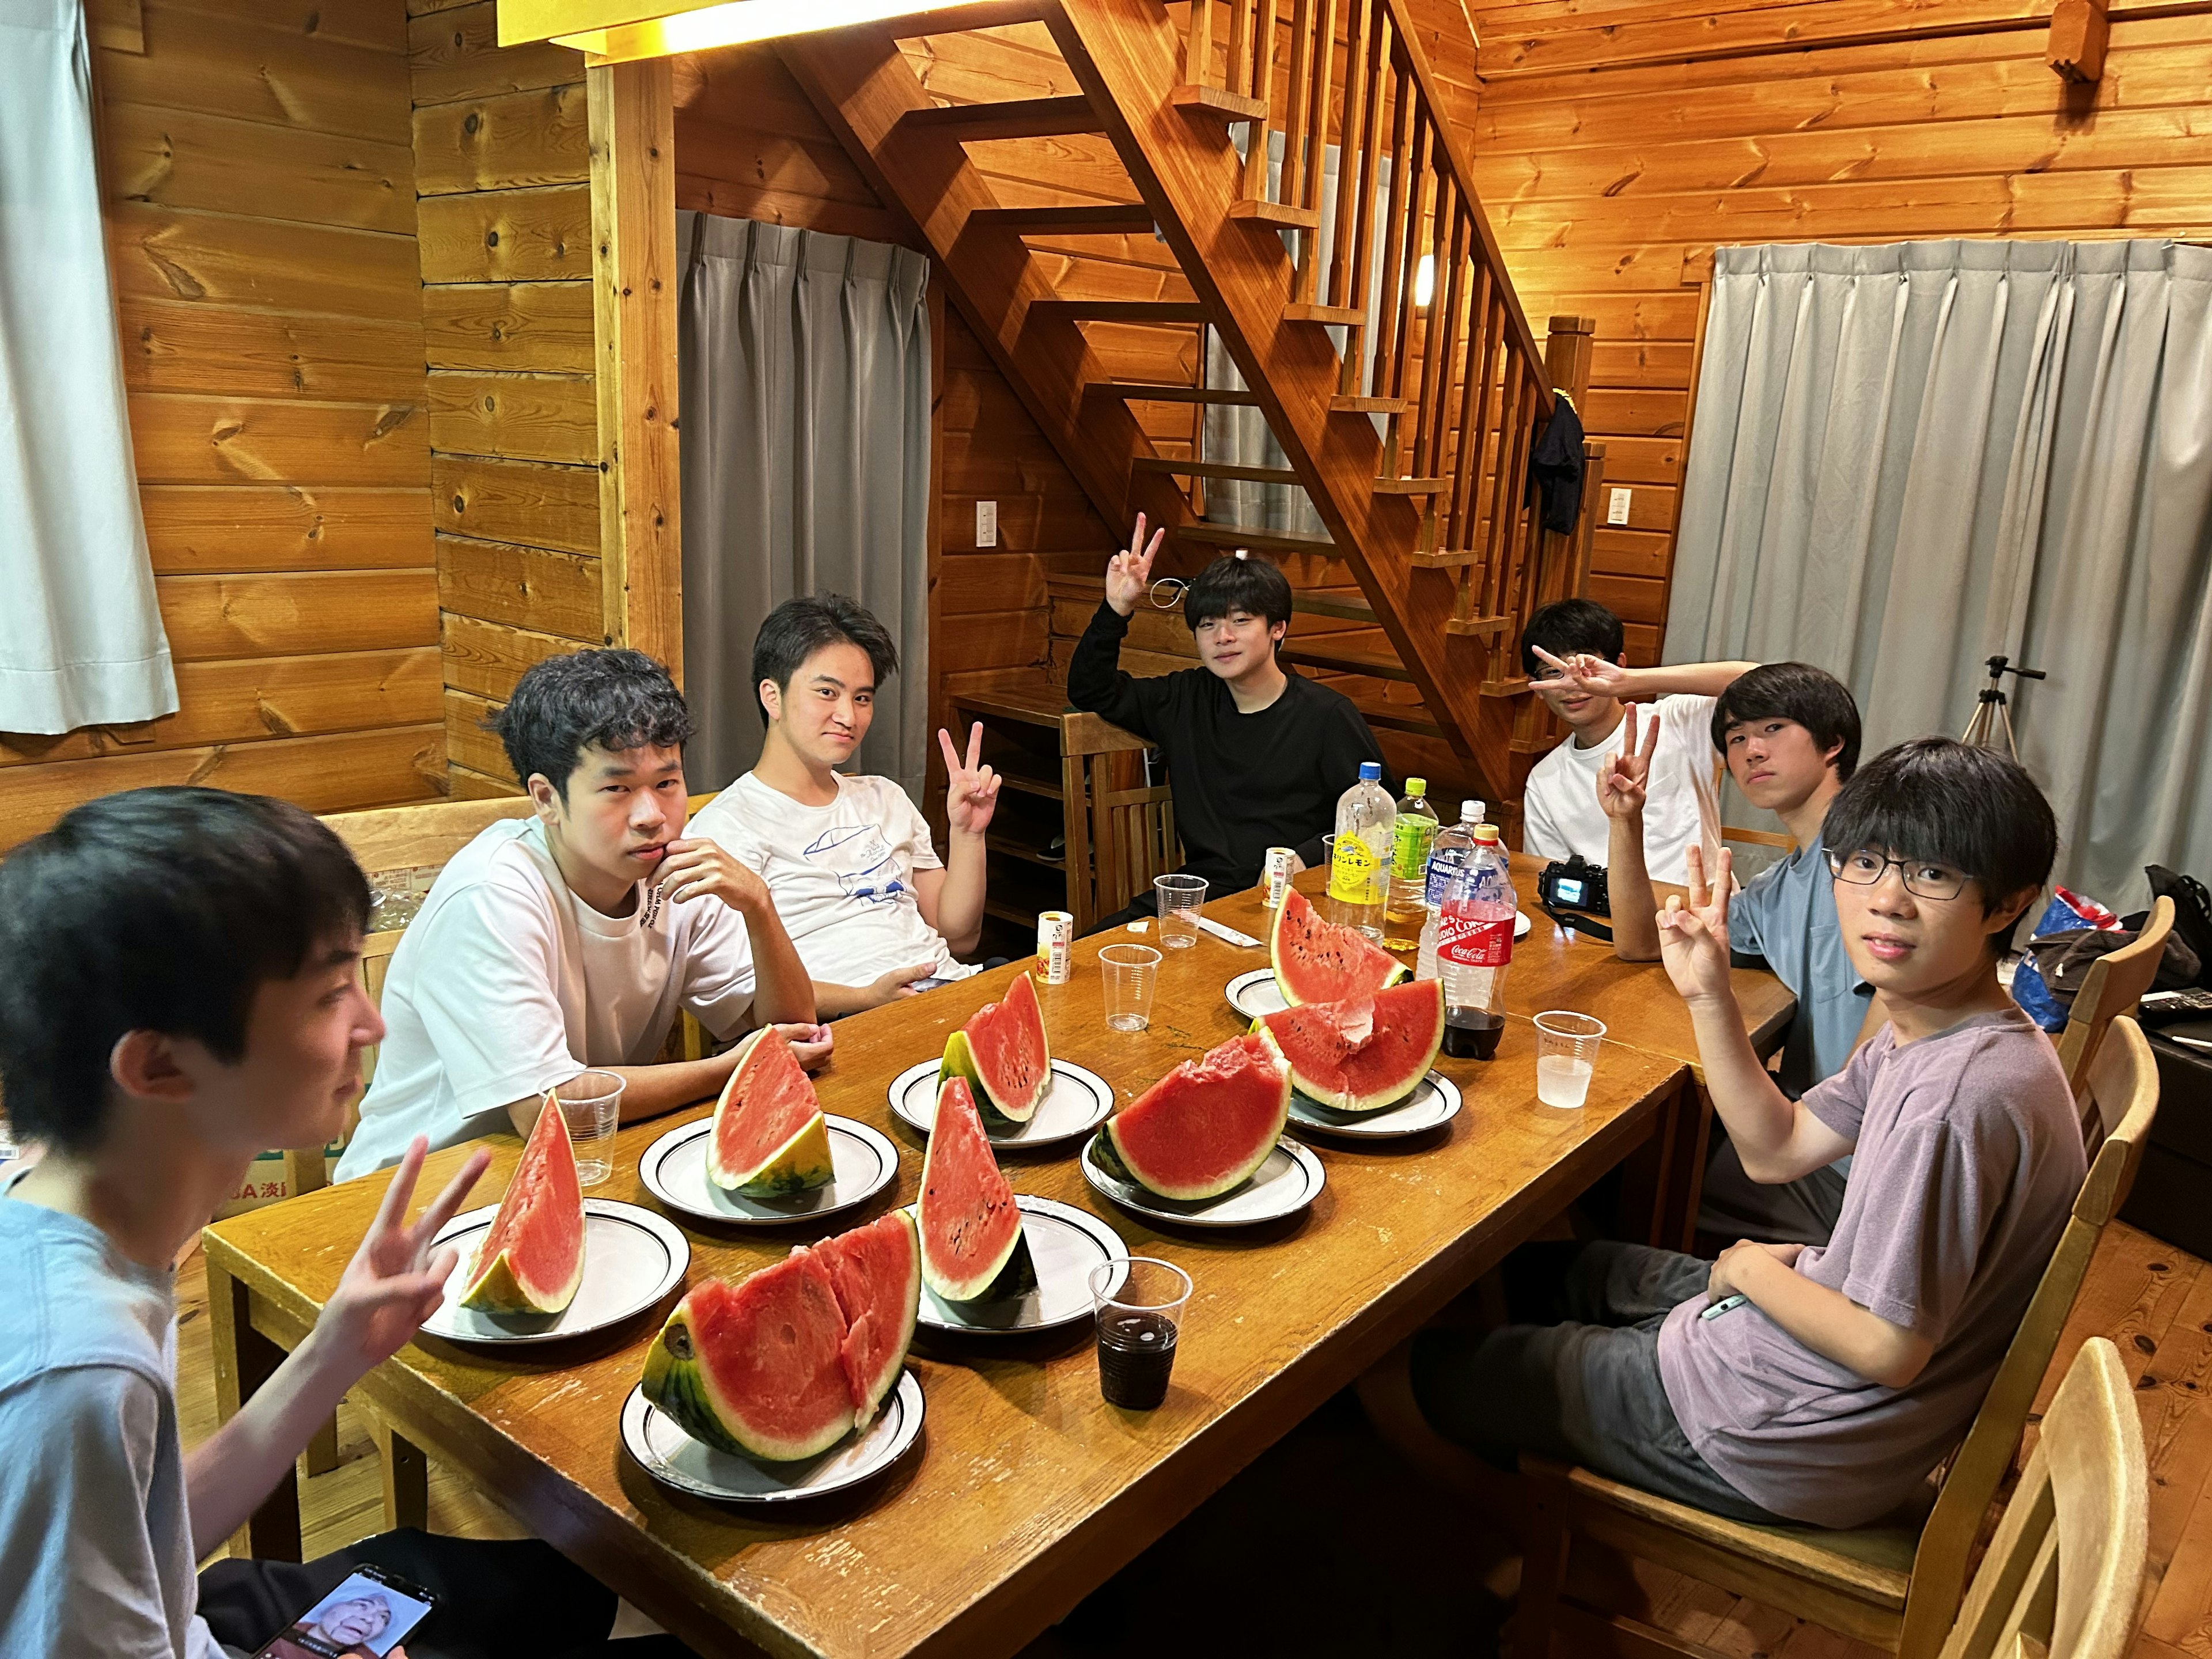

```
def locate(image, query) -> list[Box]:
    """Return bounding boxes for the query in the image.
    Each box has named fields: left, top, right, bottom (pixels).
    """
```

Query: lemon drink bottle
left=1327, top=760, right=1395, bottom=940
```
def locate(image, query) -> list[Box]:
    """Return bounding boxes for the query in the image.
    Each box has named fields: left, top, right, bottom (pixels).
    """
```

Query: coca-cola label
left=1437, top=910, right=1513, bottom=967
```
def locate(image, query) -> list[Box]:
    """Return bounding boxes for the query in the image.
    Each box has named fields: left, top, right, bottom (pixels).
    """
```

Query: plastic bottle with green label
left=1328, top=760, right=1395, bottom=940
left=1383, top=777, right=1440, bottom=949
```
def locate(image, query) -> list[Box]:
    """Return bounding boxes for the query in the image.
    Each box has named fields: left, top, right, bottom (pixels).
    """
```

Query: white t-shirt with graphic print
left=689, top=772, right=980, bottom=990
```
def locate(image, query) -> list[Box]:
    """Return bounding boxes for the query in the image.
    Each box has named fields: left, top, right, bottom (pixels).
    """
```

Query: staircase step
left=1088, top=382, right=1259, bottom=407
left=1230, top=199, right=1323, bottom=230
left=1173, top=521, right=1338, bottom=555
left=900, top=96, right=1104, bottom=141
left=1031, top=300, right=1207, bottom=325
left=1446, top=615, right=1514, bottom=640
left=1293, top=590, right=1375, bottom=622
left=971, top=204, right=1157, bottom=235
left=1285, top=302, right=1365, bottom=325
left=1351, top=701, right=1448, bottom=740
left=1330, top=395, right=1411, bottom=415
left=1407, top=548, right=1480, bottom=569
left=1283, top=644, right=1415, bottom=682
left=1131, top=456, right=1300, bottom=486
left=1170, top=84, right=1268, bottom=122
left=1374, top=476, right=1448, bottom=495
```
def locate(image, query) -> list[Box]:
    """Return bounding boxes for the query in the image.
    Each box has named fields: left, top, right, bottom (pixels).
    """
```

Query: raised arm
left=919, top=722, right=998, bottom=956
left=1532, top=646, right=1759, bottom=702
left=1599, top=705, right=1664, bottom=961
left=1066, top=517, right=1171, bottom=740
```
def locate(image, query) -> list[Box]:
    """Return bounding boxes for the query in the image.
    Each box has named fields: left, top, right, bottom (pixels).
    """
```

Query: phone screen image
left=253, top=1569, right=433, bottom=1659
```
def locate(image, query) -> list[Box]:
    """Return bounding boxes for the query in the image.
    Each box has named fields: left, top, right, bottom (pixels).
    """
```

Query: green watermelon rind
left=1103, top=1036, right=1293, bottom=1202
left=1269, top=888, right=1412, bottom=1007
left=639, top=1296, right=853, bottom=1463
left=458, top=1094, right=585, bottom=1316
left=707, top=1028, right=835, bottom=1195
left=1253, top=978, right=1446, bottom=1113
left=825, top=1209, right=922, bottom=1426
left=916, top=1080, right=1036, bottom=1303
left=938, top=975, right=1051, bottom=1126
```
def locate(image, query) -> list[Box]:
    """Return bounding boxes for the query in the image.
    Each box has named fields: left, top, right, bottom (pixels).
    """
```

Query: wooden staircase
left=781, top=0, right=1596, bottom=812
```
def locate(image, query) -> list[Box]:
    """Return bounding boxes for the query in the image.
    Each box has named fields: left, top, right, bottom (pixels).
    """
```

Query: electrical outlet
left=1607, top=487, right=1633, bottom=527
left=976, top=500, right=998, bottom=547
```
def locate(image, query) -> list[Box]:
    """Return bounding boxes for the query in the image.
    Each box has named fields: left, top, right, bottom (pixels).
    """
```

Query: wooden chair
left=2054, top=896, right=2174, bottom=1141
left=1059, top=710, right=1177, bottom=933
left=1512, top=1016, right=2161, bottom=1659
left=1938, top=1335, right=2147, bottom=1659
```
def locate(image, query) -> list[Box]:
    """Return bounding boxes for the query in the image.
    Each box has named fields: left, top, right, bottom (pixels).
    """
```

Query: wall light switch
left=976, top=501, right=998, bottom=547
left=1607, top=487, right=1633, bottom=527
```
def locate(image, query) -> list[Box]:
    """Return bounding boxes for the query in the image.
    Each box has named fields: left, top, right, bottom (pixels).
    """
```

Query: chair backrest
left=1903, top=1018, right=2159, bottom=1645
left=2055, top=896, right=2175, bottom=1127
left=1937, top=1337, right=2148, bottom=1659
left=1059, top=710, right=1166, bottom=933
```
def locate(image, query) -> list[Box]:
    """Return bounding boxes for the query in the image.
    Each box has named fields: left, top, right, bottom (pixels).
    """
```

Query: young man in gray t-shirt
left=1414, top=739, right=2083, bottom=1528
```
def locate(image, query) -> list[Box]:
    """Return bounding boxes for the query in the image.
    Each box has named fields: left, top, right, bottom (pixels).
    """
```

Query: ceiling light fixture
left=501, top=0, right=1002, bottom=59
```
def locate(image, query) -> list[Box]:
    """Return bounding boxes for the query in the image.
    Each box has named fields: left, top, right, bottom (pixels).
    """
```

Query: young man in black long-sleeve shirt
left=1067, top=516, right=1388, bottom=921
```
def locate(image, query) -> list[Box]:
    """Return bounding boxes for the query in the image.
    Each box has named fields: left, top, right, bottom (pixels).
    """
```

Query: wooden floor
left=177, top=1221, right=2212, bottom=1657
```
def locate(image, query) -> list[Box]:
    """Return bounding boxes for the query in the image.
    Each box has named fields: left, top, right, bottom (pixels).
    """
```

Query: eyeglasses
left=1827, top=849, right=1969, bottom=902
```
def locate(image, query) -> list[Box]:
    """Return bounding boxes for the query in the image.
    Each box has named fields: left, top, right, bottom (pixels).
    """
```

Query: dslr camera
left=1538, top=854, right=1610, bottom=916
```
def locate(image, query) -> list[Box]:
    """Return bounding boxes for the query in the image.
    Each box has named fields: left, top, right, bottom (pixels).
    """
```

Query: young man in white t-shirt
left=336, top=649, right=820, bottom=1180
left=1518, top=599, right=1758, bottom=888
left=689, top=596, right=1003, bottom=1017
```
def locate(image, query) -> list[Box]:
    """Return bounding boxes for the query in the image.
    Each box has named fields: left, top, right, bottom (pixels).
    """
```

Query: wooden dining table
left=203, top=866, right=1793, bottom=1659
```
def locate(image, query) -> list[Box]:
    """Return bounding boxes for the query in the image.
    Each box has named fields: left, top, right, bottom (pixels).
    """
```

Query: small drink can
left=1263, top=847, right=1296, bottom=910
left=1036, top=911, right=1074, bottom=984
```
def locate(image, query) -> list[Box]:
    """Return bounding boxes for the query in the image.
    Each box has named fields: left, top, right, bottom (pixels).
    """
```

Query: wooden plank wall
left=1467, top=0, right=2212, bottom=664
left=1, top=0, right=446, bottom=853
left=408, top=0, right=596, bottom=795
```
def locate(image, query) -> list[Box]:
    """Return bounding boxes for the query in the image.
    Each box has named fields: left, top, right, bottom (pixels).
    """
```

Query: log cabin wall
left=1, top=0, right=445, bottom=854
left=1468, top=0, right=2212, bottom=664
left=407, top=0, right=596, bottom=795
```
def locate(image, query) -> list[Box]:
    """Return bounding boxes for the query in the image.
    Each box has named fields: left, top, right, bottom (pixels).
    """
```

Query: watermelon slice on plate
left=815, top=1209, right=922, bottom=1425
left=459, top=1093, right=585, bottom=1315
left=707, top=1028, right=833, bottom=1196
left=916, top=1076, right=1036, bottom=1302
left=940, top=972, right=1051, bottom=1124
left=1255, top=978, right=1445, bottom=1113
left=1101, top=1033, right=1292, bottom=1201
left=1270, top=888, right=1411, bottom=1006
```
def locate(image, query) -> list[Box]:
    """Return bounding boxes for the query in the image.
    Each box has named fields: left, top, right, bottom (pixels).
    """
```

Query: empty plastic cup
left=553, top=1069, right=624, bottom=1185
left=1154, top=874, right=1208, bottom=950
left=1532, top=1012, right=1605, bottom=1109
left=1100, top=944, right=1163, bottom=1032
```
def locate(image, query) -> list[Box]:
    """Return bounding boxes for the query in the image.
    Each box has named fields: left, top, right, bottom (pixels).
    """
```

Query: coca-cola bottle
left=1434, top=823, right=1514, bottom=1059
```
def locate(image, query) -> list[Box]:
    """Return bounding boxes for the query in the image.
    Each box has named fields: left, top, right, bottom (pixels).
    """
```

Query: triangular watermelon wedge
left=814, top=1209, right=922, bottom=1426
left=916, top=1077, right=1036, bottom=1302
left=707, top=1028, right=834, bottom=1196
left=460, top=1092, right=585, bottom=1315
left=1270, top=888, right=1411, bottom=1007
left=940, top=972, right=1052, bottom=1125
left=1255, top=978, right=1444, bottom=1112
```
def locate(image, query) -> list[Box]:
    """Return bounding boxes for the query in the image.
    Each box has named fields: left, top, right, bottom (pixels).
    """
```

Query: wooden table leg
left=204, top=1254, right=304, bottom=1562
left=1613, top=1071, right=1687, bottom=1249
left=1662, top=1078, right=1717, bottom=1254
left=374, top=1416, right=429, bottom=1532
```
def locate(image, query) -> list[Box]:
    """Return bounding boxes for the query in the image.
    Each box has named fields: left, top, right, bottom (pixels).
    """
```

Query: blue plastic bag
left=2010, top=891, right=2116, bottom=1032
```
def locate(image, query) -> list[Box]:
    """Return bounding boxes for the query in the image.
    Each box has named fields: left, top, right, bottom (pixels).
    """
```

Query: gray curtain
left=1669, top=240, right=2212, bottom=906
left=677, top=212, right=933, bottom=797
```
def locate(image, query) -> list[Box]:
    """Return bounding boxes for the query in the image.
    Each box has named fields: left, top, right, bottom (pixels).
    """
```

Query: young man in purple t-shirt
left=1412, top=738, right=2084, bottom=1528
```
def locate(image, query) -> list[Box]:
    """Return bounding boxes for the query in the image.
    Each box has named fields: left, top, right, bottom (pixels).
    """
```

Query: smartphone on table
left=253, top=1564, right=436, bottom=1658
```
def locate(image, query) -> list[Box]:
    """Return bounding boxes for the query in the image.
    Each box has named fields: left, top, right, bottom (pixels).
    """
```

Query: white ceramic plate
left=912, top=1195, right=1128, bottom=1335
left=638, top=1113, right=897, bottom=1228
left=421, top=1199, right=688, bottom=1345
left=887, top=1059, right=1113, bottom=1153
left=1079, top=1132, right=1327, bottom=1228
left=619, top=1370, right=923, bottom=1504
left=1286, top=1071, right=1462, bottom=1139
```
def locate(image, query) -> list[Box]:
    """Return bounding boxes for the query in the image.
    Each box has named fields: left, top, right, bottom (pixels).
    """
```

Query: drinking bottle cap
left=1461, top=800, right=1484, bottom=821
left=1358, top=762, right=1382, bottom=781
left=1406, top=777, right=1427, bottom=795
left=1473, top=824, right=1502, bottom=843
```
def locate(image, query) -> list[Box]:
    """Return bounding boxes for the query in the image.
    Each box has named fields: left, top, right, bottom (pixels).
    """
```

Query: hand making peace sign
left=1655, top=843, right=1737, bottom=1008
left=1596, top=702, right=1660, bottom=823
left=940, top=722, right=1002, bottom=837
left=317, top=1135, right=492, bottom=1380
left=1105, top=513, right=1167, bottom=617
left=1531, top=643, right=1631, bottom=699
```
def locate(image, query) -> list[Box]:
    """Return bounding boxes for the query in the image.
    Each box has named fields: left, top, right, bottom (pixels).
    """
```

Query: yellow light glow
left=1415, top=253, right=1435, bottom=309
left=552, top=0, right=999, bottom=58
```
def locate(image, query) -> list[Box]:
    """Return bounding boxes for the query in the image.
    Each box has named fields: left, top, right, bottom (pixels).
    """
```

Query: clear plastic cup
left=1154, top=874, right=1208, bottom=950
left=1092, top=1256, right=1191, bottom=1410
left=1099, top=944, right=1163, bottom=1032
left=1533, top=1012, right=1605, bottom=1109
left=553, top=1069, right=624, bottom=1185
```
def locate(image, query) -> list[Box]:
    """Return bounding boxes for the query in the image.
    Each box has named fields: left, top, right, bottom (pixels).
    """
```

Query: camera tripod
left=1959, top=655, right=2046, bottom=760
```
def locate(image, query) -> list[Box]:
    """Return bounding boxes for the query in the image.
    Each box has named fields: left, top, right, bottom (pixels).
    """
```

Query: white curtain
left=676, top=212, right=932, bottom=798
left=1669, top=240, right=2212, bottom=907
left=0, top=0, right=176, bottom=733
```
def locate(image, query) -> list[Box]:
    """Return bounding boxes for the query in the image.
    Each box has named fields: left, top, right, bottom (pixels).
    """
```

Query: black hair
left=493, top=647, right=693, bottom=797
left=1521, top=598, right=1624, bottom=676
left=1183, top=554, right=1292, bottom=635
left=1710, top=662, right=1863, bottom=782
left=1821, top=738, right=2057, bottom=954
left=0, top=788, right=372, bottom=1155
left=751, top=596, right=899, bottom=728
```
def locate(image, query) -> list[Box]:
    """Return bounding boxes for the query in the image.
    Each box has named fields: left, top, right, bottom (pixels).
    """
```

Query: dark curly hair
left=493, top=648, right=694, bottom=797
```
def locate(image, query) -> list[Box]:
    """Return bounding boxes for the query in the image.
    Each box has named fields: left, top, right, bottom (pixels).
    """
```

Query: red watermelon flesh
left=1104, top=1033, right=1291, bottom=1201
left=943, top=971, right=1051, bottom=1123
left=459, top=1092, right=584, bottom=1315
left=1257, top=978, right=1445, bottom=1112
left=649, top=1251, right=857, bottom=1461
left=917, top=1077, right=1034, bottom=1302
left=1270, top=888, right=1411, bottom=1007
left=707, top=1028, right=832, bottom=1195
left=814, top=1209, right=922, bottom=1425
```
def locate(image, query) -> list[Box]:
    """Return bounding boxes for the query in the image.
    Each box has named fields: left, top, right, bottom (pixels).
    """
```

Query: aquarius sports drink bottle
left=1328, top=761, right=1395, bottom=940
left=1435, top=823, right=1514, bottom=1059
left=1383, top=777, right=1440, bottom=950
